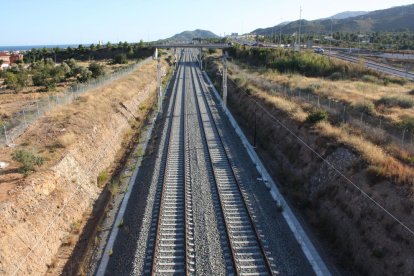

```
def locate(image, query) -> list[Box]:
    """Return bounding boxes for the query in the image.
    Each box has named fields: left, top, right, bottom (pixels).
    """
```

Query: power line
left=227, top=77, right=414, bottom=237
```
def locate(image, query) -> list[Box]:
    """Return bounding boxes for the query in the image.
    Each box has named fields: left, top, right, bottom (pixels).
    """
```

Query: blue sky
left=1, top=0, right=413, bottom=46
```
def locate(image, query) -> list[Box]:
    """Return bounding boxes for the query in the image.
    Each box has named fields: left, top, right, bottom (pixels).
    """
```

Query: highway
left=101, top=49, right=329, bottom=275
left=327, top=52, right=414, bottom=81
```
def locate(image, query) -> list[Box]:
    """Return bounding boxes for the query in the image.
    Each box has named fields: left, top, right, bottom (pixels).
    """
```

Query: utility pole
left=298, top=6, right=302, bottom=51
left=157, top=58, right=162, bottom=113
left=330, top=19, right=333, bottom=55
left=222, top=54, right=228, bottom=108
left=279, top=18, right=282, bottom=47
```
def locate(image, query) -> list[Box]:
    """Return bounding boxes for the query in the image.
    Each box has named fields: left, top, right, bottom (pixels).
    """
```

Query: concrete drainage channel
left=203, top=72, right=331, bottom=276
left=89, top=69, right=176, bottom=276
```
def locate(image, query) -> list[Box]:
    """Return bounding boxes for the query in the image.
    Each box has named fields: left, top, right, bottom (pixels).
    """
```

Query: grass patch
left=12, top=149, right=44, bottom=175
left=376, top=96, right=414, bottom=109
left=353, top=101, right=375, bottom=115
left=97, top=170, right=109, bottom=186
left=306, top=109, right=328, bottom=125
left=56, top=132, right=76, bottom=148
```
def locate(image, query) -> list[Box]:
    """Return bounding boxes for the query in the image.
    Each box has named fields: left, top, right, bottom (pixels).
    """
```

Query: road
left=100, top=49, right=329, bottom=275
left=327, top=51, right=414, bottom=81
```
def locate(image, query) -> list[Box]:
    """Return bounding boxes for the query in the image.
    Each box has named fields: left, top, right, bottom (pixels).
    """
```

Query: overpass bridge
left=152, top=43, right=232, bottom=49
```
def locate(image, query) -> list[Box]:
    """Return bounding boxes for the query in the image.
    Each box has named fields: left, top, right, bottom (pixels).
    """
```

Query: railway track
left=189, top=51, right=277, bottom=275
left=144, top=49, right=276, bottom=275
left=144, top=51, right=195, bottom=275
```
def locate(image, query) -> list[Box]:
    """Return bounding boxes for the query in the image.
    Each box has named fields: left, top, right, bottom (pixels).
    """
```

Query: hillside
left=160, top=29, right=219, bottom=43
left=327, top=11, right=368, bottom=20
left=252, top=4, right=414, bottom=35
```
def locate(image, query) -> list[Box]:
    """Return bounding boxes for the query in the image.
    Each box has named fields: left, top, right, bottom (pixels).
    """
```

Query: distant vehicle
left=314, top=47, right=324, bottom=54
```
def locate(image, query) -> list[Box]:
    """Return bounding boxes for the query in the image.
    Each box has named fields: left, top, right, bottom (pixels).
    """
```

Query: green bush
left=97, top=170, right=109, bottom=186
left=12, top=149, right=44, bottom=175
left=329, top=72, right=343, bottom=80
left=306, top=109, right=328, bottom=124
left=376, top=96, right=414, bottom=109
left=88, top=62, right=105, bottom=78
left=361, top=75, right=379, bottom=83
left=353, top=101, right=375, bottom=115
left=113, top=53, right=128, bottom=64
left=400, top=116, right=414, bottom=132
left=76, top=67, right=92, bottom=83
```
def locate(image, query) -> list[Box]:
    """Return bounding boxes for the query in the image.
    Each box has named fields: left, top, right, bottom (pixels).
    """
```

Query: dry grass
left=230, top=62, right=414, bottom=125
left=243, top=78, right=414, bottom=186
left=319, top=121, right=414, bottom=185
left=56, top=132, right=76, bottom=148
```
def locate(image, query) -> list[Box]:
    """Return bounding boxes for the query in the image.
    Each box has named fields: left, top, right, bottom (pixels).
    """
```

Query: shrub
left=97, top=170, right=109, bottom=186
left=328, top=72, right=343, bottom=80
left=306, top=109, right=328, bottom=124
left=113, top=53, right=127, bottom=64
left=376, top=96, right=414, bottom=109
left=353, top=101, right=375, bottom=115
left=12, top=149, right=44, bottom=175
left=88, top=62, right=105, bottom=78
left=76, top=67, right=92, bottom=83
left=57, top=132, right=76, bottom=148
left=361, top=75, right=379, bottom=83
left=400, top=116, right=414, bottom=132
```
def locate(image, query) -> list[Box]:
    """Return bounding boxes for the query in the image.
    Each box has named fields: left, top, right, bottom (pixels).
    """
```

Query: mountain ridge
left=251, top=4, right=414, bottom=35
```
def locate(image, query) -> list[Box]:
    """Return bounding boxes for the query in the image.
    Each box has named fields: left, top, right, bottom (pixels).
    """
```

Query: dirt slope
left=0, top=59, right=162, bottom=275
left=209, top=68, right=414, bottom=275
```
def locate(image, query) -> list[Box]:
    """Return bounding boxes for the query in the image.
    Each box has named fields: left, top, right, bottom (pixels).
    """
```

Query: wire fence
left=228, top=75, right=414, bottom=155
left=1, top=57, right=152, bottom=147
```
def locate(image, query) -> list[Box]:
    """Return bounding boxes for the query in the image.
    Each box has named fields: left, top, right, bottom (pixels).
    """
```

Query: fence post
left=3, top=126, right=8, bottom=145
left=23, top=109, right=27, bottom=127
left=402, top=128, right=406, bottom=149
left=317, top=96, right=320, bottom=107
left=36, top=100, right=40, bottom=116
left=343, top=105, right=346, bottom=122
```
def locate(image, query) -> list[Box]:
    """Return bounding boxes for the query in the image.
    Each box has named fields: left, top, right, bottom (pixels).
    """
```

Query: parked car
left=314, top=47, right=324, bottom=54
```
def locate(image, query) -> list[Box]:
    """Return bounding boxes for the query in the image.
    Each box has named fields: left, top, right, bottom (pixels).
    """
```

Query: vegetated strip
left=218, top=72, right=414, bottom=238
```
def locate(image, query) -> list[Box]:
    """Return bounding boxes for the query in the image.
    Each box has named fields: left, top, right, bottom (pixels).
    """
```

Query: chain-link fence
left=1, top=57, right=152, bottom=147
left=225, top=74, right=414, bottom=155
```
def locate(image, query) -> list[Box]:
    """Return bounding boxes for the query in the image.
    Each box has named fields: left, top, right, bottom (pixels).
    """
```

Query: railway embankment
left=206, top=58, right=414, bottom=275
left=0, top=58, right=168, bottom=275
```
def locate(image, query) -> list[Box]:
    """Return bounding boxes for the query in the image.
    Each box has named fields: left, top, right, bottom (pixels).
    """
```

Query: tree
left=88, top=62, right=105, bottom=78
left=90, top=43, right=96, bottom=51
left=77, top=67, right=92, bottom=82
left=106, top=42, right=112, bottom=49
left=138, top=39, right=144, bottom=48
left=3, top=72, right=18, bottom=90
left=3, top=71, right=29, bottom=92
left=113, top=53, right=127, bottom=64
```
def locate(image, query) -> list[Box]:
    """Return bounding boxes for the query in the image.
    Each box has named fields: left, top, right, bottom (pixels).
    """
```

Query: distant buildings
left=0, top=52, right=24, bottom=70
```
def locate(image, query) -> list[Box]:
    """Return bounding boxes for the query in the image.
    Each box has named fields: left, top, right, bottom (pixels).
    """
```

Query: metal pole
left=157, top=58, right=162, bottom=113
left=3, top=126, right=8, bottom=145
left=253, top=104, right=257, bottom=148
left=222, top=55, right=228, bottom=107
